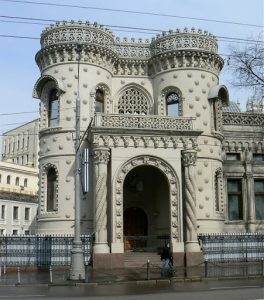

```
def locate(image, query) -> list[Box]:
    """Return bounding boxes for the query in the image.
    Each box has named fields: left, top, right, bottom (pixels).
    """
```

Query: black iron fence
left=198, top=233, right=264, bottom=262
left=0, top=235, right=93, bottom=267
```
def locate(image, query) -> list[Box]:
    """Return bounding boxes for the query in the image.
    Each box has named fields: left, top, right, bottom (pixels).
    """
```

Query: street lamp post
left=70, top=43, right=85, bottom=280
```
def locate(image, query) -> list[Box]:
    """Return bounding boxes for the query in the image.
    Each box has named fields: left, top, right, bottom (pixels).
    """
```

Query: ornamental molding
left=222, top=139, right=264, bottom=153
left=223, top=112, right=264, bottom=126
left=91, top=133, right=198, bottom=149
left=113, top=155, right=180, bottom=243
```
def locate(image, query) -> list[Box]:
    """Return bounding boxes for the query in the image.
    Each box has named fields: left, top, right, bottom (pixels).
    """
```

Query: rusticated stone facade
left=32, top=21, right=264, bottom=268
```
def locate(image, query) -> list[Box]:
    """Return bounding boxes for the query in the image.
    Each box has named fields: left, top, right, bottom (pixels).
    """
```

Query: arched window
left=15, top=177, right=19, bottom=186
left=7, top=175, right=11, bottom=184
left=24, top=178, right=28, bottom=187
left=118, top=88, right=149, bottom=115
left=48, top=89, right=59, bottom=127
left=166, top=92, right=180, bottom=116
left=47, top=167, right=57, bottom=212
left=95, top=89, right=104, bottom=113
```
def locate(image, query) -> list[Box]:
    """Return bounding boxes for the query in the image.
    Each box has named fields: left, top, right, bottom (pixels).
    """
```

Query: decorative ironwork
left=0, top=235, right=93, bottom=267
left=199, top=233, right=264, bottom=262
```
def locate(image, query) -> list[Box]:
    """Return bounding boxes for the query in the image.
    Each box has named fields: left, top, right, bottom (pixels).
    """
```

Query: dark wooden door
left=124, top=207, right=148, bottom=250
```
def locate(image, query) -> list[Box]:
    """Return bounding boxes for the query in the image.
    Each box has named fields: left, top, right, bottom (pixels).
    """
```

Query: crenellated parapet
left=36, top=21, right=224, bottom=76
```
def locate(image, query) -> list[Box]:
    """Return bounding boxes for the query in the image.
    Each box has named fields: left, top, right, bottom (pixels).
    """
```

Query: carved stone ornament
left=92, top=148, right=110, bottom=164
left=182, top=150, right=197, bottom=166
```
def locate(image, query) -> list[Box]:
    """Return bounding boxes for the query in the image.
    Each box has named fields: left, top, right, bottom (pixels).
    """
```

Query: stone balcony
left=93, top=113, right=195, bottom=131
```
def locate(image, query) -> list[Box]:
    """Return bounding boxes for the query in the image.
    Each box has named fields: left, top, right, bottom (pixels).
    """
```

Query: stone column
left=244, top=149, right=255, bottom=232
left=245, top=172, right=255, bottom=232
left=92, top=147, right=110, bottom=254
left=182, top=150, right=201, bottom=254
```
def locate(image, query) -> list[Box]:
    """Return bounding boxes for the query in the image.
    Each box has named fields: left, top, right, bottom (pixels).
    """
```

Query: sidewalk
left=0, top=265, right=203, bottom=286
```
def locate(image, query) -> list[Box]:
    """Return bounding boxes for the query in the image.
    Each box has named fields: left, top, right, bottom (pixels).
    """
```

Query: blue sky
left=0, top=0, right=263, bottom=148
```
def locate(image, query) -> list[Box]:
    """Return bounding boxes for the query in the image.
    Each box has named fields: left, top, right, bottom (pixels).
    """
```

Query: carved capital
left=182, top=150, right=197, bottom=166
left=92, top=147, right=110, bottom=164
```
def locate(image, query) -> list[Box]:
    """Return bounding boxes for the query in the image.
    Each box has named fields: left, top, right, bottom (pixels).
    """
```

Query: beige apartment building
left=29, top=21, right=264, bottom=268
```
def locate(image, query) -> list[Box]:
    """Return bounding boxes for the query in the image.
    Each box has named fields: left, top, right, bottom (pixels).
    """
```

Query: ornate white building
left=32, top=21, right=264, bottom=268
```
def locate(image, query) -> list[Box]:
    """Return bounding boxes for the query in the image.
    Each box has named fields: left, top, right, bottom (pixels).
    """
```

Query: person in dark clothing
left=160, top=243, right=175, bottom=278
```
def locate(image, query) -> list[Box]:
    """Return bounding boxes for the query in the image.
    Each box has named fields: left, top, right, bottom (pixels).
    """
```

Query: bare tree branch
left=227, top=35, right=264, bottom=99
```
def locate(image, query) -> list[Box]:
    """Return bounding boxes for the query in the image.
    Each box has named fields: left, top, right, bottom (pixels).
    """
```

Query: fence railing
left=0, top=235, right=93, bottom=267
left=199, top=233, right=264, bottom=262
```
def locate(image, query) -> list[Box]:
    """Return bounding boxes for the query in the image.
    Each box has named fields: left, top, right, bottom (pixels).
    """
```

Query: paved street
left=0, top=279, right=263, bottom=299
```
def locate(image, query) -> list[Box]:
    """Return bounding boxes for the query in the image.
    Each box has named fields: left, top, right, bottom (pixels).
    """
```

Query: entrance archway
left=123, top=165, right=170, bottom=252
left=124, top=207, right=147, bottom=250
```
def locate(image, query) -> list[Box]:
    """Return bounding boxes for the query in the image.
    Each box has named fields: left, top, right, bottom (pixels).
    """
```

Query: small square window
left=24, top=230, right=30, bottom=235
left=0, top=229, right=4, bottom=235
left=226, top=153, right=240, bottom=161
left=12, top=230, right=18, bottom=235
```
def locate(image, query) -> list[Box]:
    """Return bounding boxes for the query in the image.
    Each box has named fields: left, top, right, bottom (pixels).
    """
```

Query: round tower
left=33, top=21, right=116, bottom=234
left=149, top=27, right=229, bottom=235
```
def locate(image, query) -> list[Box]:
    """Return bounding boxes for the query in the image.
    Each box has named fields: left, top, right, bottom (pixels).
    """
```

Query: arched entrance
left=124, top=207, right=148, bottom=250
left=123, top=165, right=170, bottom=252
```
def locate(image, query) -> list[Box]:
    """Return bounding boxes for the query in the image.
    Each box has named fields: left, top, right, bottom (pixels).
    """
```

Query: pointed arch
left=90, top=82, right=111, bottom=114
left=33, top=75, right=65, bottom=99
left=160, top=86, right=184, bottom=116
left=40, top=163, right=59, bottom=214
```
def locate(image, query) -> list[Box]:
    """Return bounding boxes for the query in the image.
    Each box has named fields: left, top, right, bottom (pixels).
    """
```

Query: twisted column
left=182, top=150, right=200, bottom=252
left=92, top=147, right=110, bottom=253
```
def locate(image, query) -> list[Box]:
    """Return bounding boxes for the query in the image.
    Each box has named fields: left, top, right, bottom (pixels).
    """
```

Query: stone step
left=124, top=252, right=161, bottom=268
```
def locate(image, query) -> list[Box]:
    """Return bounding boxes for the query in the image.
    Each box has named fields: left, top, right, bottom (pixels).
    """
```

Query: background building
left=0, top=161, right=38, bottom=235
left=0, top=120, right=39, bottom=235
left=1, top=119, right=39, bottom=167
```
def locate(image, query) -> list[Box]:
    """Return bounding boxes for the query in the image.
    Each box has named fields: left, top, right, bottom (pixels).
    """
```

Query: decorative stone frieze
left=150, top=28, right=218, bottom=55
left=223, top=112, right=264, bottom=126
left=91, top=133, right=198, bottom=150
left=93, top=113, right=194, bottom=130
left=222, top=140, right=264, bottom=153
